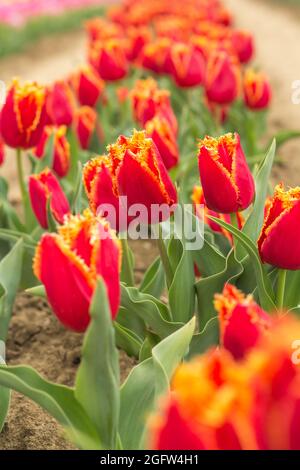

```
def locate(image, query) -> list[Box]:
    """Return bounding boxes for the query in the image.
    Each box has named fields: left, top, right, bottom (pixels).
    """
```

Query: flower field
left=0, top=0, right=300, bottom=453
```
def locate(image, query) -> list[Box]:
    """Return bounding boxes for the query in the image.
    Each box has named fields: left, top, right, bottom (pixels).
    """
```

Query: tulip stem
left=157, top=224, right=173, bottom=290
left=276, top=269, right=287, bottom=310
left=120, top=238, right=135, bottom=286
left=16, top=148, right=28, bottom=223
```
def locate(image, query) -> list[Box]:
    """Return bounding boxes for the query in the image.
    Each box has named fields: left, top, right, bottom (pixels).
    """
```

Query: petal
left=29, top=176, right=49, bottom=229
left=233, top=134, right=255, bottom=210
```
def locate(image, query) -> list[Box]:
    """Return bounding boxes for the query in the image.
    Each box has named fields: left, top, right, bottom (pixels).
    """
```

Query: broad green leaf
left=75, top=280, right=120, bottom=450
left=114, top=322, right=143, bottom=358
left=26, top=284, right=46, bottom=298
left=0, top=365, right=101, bottom=449
left=188, top=317, right=220, bottom=358
left=0, top=342, right=10, bottom=433
left=140, top=257, right=165, bottom=299
left=209, top=216, right=276, bottom=312
left=119, top=318, right=195, bottom=450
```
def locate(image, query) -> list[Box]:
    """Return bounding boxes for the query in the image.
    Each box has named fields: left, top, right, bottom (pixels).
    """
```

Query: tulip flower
left=166, top=43, right=205, bottom=88
left=89, top=38, right=128, bottom=81
left=34, top=126, right=70, bottom=178
left=46, top=81, right=75, bottom=127
left=150, top=316, right=300, bottom=450
left=192, top=186, right=243, bottom=243
left=140, top=37, right=172, bottom=74
left=0, top=78, right=46, bottom=149
left=130, top=78, right=178, bottom=134
left=0, top=135, right=5, bottom=166
left=29, top=168, right=70, bottom=229
left=83, top=130, right=177, bottom=229
left=231, top=30, right=254, bottom=64
left=243, top=69, right=272, bottom=110
left=71, top=65, right=105, bottom=108
left=33, top=209, right=121, bottom=332
left=205, top=51, right=241, bottom=105
left=214, top=284, right=271, bottom=359
left=74, top=106, right=98, bottom=150
left=258, top=184, right=300, bottom=270
left=198, top=133, right=255, bottom=213
left=126, top=26, right=152, bottom=62
left=145, top=115, right=179, bottom=170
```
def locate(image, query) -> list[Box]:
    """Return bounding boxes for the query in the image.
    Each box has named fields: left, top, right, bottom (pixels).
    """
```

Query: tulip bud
left=33, top=209, right=121, bottom=331
left=231, top=30, right=254, bottom=64
left=29, top=168, right=70, bottom=229
left=243, top=69, right=272, bottom=110
left=145, top=115, right=179, bottom=170
left=166, top=42, right=205, bottom=88
left=205, top=51, right=241, bottom=105
left=71, top=65, right=105, bottom=108
left=214, top=284, right=271, bottom=359
left=74, top=106, right=98, bottom=150
left=0, top=79, right=46, bottom=149
left=34, top=126, right=70, bottom=178
left=46, top=81, right=75, bottom=127
left=89, top=38, right=128, bottom=81
left=198, top=133, right=255, bottom=213
left=258, top=184, right=300, bottom=270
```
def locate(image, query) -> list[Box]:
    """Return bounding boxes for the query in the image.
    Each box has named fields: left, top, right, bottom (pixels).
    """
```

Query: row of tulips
left=0, top=0, right=299, bottom=452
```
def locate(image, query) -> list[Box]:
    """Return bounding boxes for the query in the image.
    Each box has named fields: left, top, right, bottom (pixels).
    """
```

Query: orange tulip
left=33, top=209, right=121, bottom=332
left=74, top=106, right=98, bottom=150
left=166, top=42, right=205, bottom=88
left=243, top=69, right=272, bottom=110
left=145, top=115, right=179, bottom=170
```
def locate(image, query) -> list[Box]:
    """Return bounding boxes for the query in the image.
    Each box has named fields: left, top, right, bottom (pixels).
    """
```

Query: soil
left=1, top=0, right=300, bottom=450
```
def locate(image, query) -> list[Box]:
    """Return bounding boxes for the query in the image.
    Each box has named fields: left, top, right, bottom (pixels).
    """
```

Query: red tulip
left=126, top=26, right=152, bottom=62
left=231, top=30, right=254, bottom=64
left=150, top=316, right=300, bottom=450
left=89, top=38, right=128, bottom=81
left=258, top=184, right=300, bottom=270
left=29, top=168, right=70, bottom=229
left=74, top=106, right=98, bottom=150
left=140, top=37, right=172, bottom=74
left=34, top=126, right=70, bottom=178
left=244, top=69, right=272, bottom=110
left=205, top=51, right=241, bottom=105
left=46, top=81, right=75, bottom=127
left=71, top=65, right=105, bottom=108
left=166, top=42, right=205, bottom=88
left=33, top=209, right=121, bottom=331
left=83, top=130, right=177, bottom=229
left=198, top=133, right=255, bottom=213
left=145, top=115, right=179, bottom=170
left=0, top=135, right=5, bottom=166
left=214, top=284, right=271, bottom=359
left=192, top=186, right=243, bottom=243
left=0, top=79, right=46, bottom=149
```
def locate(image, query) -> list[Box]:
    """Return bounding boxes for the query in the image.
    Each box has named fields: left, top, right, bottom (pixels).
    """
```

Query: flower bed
left=0, top=0, right=300, bottom=451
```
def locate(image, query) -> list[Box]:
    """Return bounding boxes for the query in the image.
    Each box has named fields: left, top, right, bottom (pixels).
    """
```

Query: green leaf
left=119, top=318, right=196, bottom=450
left=188, top=316, right=220, bottom=358
left=70, top=162, right=83, bottom=214
left=66, top=128, right=80, bottom=184
left=26, top=284, right=46, bottom=298
left=0, top=342, right=10, bottom=433
left=268, top=130, right=300, bottom=151
left=114, top=322, right=143, bottom=358
left=140, top=257, right=165, bottom=299
left=208, top=216, right=276, bottom=312
left=0, top=365, right=101, bottom=449
left=35, top=134, right=55, bottom=174
left=75, top=280, right=120, bottom=450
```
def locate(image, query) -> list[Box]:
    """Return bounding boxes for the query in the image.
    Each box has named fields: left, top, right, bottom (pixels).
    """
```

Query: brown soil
left=1, top=0, right=300, bottom=450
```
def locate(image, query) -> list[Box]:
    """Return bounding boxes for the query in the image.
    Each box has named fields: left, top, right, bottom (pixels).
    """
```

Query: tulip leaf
left=267, top=130, right=300, bottom=151
left=26, top=284, right=46, bottom=298
left=70, top=162, right=83, bottom=214
left=114, top=322, right=143, bottom=358
left=208, top=216, right=276, bottom=312
left=0, top=364, right=102, bottom=449
left=242, top=139, right=276, bottom=244
left=121, top=285, right=182, bottom=339
left=0, top=342, right=10, bottom=433
left=66, top=128, right=80, bottom=184
left=140, top=257, right=165, bottom=299
left=188, top=316, right=220, bottom=358
left=282, top=270, right=300, bottom=311
left=119, top=317, right=196, bottom=450
left=75, top=280, right=120, bottom=450
left=195, top=249, right=244, bottom=328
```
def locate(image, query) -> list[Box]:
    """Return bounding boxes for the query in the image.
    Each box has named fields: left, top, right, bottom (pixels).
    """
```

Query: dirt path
left=226, top=0, right=300, bottom=185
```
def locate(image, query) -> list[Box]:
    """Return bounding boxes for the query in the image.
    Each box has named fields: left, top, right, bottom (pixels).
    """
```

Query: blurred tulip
left=214, top=284, right=271, bottom=359
left=0, top=135, right=5, bottom=166
left=192, top=186, right=243, bottom=243
left=150, top=316, right=300, bottom=450
left=231, top=30, right=254, bottom=64
left=33, top=209, right=121, bottom=331
left=29, top=168, right=70, bottom=229
left=126, top=26, right=152, bottom=61
left=243, top=69, right=272, bottom=110
left=198, top=133, right=255, bottom=213
left=145, top=115, right=179, bottom=170
left=71, top=65, right=105, bottom=108
left=258, top=184, right=300, bottom=270
left=140, top=37, right=172, bottom=74
left=74, top=106, right=98, bottom=150
left=46, top=81, right=75, bottom=127
left=89, top=38, right=128, bottom=81
left=34, top=126, right=70, bottom=178
left=0, top=78, right=46, bottom=149
left=83, top=130, right=177, bottom=229
left=166, top=42, right=205, bottom=88
left=205, top=51, right=241, bottom=105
